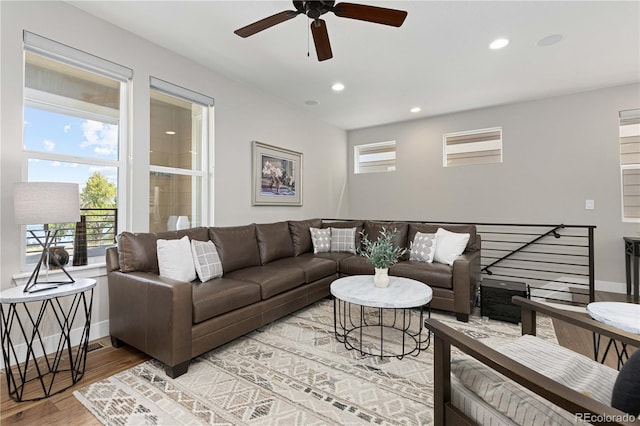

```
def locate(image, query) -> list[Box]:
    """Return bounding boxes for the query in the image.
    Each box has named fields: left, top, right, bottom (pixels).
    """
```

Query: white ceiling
left=68, top=1, right=640, bottom=130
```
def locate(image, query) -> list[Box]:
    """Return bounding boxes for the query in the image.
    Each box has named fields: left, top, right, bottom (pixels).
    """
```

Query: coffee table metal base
left=333, top=298, right=430, bottom=359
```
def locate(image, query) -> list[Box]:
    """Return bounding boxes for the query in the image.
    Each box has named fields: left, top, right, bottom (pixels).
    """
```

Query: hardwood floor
left=0, top=337, right=149, bottom=426
left=0, top=291, right=635, bottom=425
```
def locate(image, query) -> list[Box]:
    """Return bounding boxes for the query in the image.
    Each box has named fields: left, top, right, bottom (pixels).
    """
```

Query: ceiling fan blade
left=333, top=2, right=407, bottom=27
left=234, top=10, right=300, bottom=38
left=311, top=19, right=333, bottom=61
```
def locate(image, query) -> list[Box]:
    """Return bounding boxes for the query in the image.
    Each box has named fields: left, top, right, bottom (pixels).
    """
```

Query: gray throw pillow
left=410, top=232, right=437, bottom=263
left=611, top=349, right=640, bottom=416
left=309, top=227, right=331, bottom=253
left=330, top=227, right=357, bottom=253
left=190, top=239, right=223, bottom=282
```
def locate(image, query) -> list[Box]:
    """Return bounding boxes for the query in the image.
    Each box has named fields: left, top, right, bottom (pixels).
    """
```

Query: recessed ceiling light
left=305, top=100, right=319, bottom=106
left=489, top=38, right=509, bottom=50
left=331, top=83, right=345, bottom=92
left=165, top=130, right=176, bottom=135
left=410, top=107, right=421, bottom=113
left=537, top=34, right=563, bottom=47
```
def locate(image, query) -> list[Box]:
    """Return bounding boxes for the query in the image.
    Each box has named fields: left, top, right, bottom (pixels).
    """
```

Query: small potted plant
left=358, top=227, right=407, bottom=288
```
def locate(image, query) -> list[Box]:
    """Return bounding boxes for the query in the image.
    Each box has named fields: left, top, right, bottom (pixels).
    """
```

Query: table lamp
left=14, top=182, right=80, bottom=293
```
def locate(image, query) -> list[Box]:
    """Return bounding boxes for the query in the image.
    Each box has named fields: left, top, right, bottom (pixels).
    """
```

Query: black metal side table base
left=333, top=298, right=431, bottom=359
left=1, top=288, right=93, bottom=402
left=592, top=332, right=629, bottom=370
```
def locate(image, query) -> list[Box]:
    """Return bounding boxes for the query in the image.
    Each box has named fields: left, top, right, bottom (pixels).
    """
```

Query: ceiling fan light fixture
left=331, top=82, right=345, bottom=92
left=489, top=38, right=510, bottom=50
left=410, top=107, right=421, bottom=113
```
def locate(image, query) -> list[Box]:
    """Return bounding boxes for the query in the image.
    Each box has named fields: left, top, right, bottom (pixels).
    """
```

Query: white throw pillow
left=410, top=232, right=437, bottom=263
left=157, top=235, right=196, bottom=282
left=309, top=227, right=331, bottom=253
left=433, top=228, right=470, bottom=266
left=330, top=227, right=357, bottom=253
left=191, top=239, right=223, bottom=282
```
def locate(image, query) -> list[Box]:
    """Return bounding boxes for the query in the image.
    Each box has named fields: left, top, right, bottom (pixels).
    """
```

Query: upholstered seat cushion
left=314, top=252, right=356, bottom=266
left=390, top=260, right=453, bottom=289
left=452, top=334, right=618, bottom=426
left=191, top=278, right=261, bottom=324
left=268, top=254, right=337, bottom=283
left=225, top=265, right=306, bottom=299
left=339, top=255, right=374, bottom=275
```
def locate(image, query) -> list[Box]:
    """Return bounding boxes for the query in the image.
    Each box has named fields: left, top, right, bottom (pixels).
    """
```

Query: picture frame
left=252, top=141, right=302, bottom=206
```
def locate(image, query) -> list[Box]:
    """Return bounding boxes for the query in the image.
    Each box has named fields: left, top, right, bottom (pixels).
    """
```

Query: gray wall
left=0, top=1, right=348, bottom=337
left=347, top=84, right=640, bottom=287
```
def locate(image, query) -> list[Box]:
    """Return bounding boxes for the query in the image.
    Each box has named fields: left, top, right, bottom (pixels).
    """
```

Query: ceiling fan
left=234, top=1, right=408, bottom=61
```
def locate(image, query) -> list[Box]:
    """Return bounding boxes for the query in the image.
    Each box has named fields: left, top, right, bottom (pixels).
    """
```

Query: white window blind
left=620, top=108, right=640, bottom=221
left=443, top=127, right=502, bottom=167
left=354, top=141, right=396, bottom=174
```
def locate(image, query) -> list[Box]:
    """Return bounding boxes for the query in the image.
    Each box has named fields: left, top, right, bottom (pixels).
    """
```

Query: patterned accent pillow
left=409, top=232, right=437, bottom=263
left=330, top=227, right=357, bottom=253
left=190, top=239, right=223, bottom=282
left=309, top=227, right=331, bottom=253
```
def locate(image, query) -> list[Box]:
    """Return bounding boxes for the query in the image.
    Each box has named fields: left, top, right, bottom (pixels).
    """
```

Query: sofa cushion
left=156, top=227, right=210, bottom=243
left=157, top=235, right=196, bottom=282
left=409, top=232, right=437, bottom=263
left=363, top=221, right=408, bottom=248
left=408, top=223, right=478, bottom=252
left=191, top=239, right=223, bottom=282
left=434, top=228, right=470, bottom=266
left=322, top=220, right=364, bottom=248
left=117, top=231, right=159, bottom=273
left=339, top=255, right=374, bottom=275
left=192, top=278, right=262, bottom=323
left=225, top=265, right=306, bottom=299
left=256, top=221, right=294, bottom=264
left=390, top=260, right=453, bottom=289
left=611, top=349, right=640, bottom=416
left=288, top=219, right=322, bottom=256
left=330, top=227, right=357, bottom=253
left=209, top=224, right=262, bottom=274
left=310, top=227, right=331, bottom=253
left=267, top=254, right=337, bottom=283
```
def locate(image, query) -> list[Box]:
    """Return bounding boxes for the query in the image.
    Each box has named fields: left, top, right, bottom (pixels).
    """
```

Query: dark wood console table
left=623, top=236, right=640, bottom=303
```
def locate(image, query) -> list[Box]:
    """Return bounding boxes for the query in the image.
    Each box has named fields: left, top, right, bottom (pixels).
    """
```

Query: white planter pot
left=374, top=267, right=390, bottom=288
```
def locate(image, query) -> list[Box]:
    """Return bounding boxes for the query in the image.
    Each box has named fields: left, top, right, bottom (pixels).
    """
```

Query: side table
left=1, top=278, right=96, bottom=402
left=587, top=301, right=640, bottom=370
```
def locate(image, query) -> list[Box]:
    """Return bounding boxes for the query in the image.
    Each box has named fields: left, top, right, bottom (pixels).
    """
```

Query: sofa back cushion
left=256, top=221, right=294, bottom=264
left=117, top=232, right=159, bottom=273
left=288, top=218, right=322, bottom=256
left=408, top=223, right=479, bottom=252
left=117, top=227, right=209, bottom=273
left=209, top=224, right=261, bottom=273
left=363, top=221, right=409, bottom=250
left=322, top=220, right=364, bottom=249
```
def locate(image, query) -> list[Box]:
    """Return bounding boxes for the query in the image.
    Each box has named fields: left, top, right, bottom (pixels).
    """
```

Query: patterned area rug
left=74, top=299, right=555, bottom=425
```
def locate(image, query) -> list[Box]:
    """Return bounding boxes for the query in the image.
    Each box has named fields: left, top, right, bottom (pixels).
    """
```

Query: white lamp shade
left=14, top=182, right=80, bottom=225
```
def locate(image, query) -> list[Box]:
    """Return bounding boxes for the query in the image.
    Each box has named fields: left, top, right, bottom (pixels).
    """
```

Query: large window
left=443, top=127, right=502, bottom=167
left=22, top=32, right=131, bottom=265
left=354, top=141, right=396, bottom=174
left=620, top=108, right=640, bottom=222
left=149, top=77, right=213, bottom=232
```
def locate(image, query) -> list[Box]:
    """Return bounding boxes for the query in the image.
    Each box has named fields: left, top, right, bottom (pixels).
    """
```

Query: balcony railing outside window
left=26, top=208, right=117, bottom=264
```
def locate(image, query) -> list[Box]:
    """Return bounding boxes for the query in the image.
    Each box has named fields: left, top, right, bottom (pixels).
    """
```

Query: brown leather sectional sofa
left=106, top=219, right=480, bottom=378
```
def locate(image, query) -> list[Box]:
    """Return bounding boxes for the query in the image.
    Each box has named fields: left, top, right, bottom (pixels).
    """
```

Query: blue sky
left=24, top=107, right=119, bottom=188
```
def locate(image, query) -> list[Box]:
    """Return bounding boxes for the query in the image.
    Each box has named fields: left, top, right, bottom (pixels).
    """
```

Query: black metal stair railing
left=323, top=219, right=597, bottom=306
left=476, top=223, right=596, bottom=306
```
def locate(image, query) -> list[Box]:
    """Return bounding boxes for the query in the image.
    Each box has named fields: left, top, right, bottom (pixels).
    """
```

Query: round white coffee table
left=587, top=301, right=640, bottom=369
left=331, top=275, right=433, bottom=359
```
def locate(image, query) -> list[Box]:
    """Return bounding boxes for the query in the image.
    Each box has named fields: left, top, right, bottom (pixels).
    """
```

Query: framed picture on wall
left=252, top=141, right=302, bottom=206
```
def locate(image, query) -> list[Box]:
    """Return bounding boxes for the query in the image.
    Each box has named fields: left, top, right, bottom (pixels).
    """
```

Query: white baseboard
left=1, top=319, right=110, bottom=369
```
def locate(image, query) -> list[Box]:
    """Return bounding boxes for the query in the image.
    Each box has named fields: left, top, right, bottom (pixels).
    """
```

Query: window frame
left=443, top=127, right=503, bottom=167
left=353, top=140, right=397, bottom=174
left=619, top=109, right=640, bottom=223
left=149, top=77, right=213, bottom=230
left=21, top=33, right=131, bottom=270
